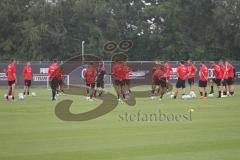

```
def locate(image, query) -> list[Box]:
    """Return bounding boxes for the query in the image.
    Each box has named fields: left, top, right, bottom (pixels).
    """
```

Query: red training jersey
left=212, top=64, right=222, bottom=79
left=199, top=65, right=208, bottom=81
left=48, top=64, right=59, bottom=78
left=84, top=66, right=97, bottom=84
left=112, top=64, right=125, bottom=80
left=155, top=69, right=165, bottom=80
left=7, top=63, right=16, bottom=81
left=177, top=65, right=187, bottom=80
left=164, top=64, right=172, bottom=78
left=56, top=67, right=64, bottom=79
left=226, top=64, right=234, bottom=78
left=153, top=64, right=165, bottom=80
left=23, top=65, right=32, bottom=80
left=123, top=65, right=131, bottom=80
left=221, top=65, right=228, bottom=79
left=153, top=64, right=163, bottom=71
left=187, top=64, right=196, bottom=79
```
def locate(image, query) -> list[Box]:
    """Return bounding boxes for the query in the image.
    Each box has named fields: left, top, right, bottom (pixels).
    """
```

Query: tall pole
left=82, top=41, right=85, bottom=62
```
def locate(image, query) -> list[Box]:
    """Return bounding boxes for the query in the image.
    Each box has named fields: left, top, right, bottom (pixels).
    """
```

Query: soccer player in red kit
left=6, top=58, right=17, bottom=101
left=187, top=59, right=197, bottom=95
left=84, top=62, right=97, bottom=101
left=123, top=61, right=132, bottom=96
left=220, top=60, right=228, bottom=97
left=198, top=61, right=209, bottom=99
left=164, top=61, right=172, bottom=93
left=23, top=61, right=32, bottom=96
left=210, top=61, right=223, bottom=98
left=225, top=60, right=235, bottom=96
left=164, top=61, right=172, bottom=81
left=173, top=60, right=187, bottom=99
left=112, top=59, right=125, bottom=102
left=48, top=59, right=60, bottom=101
left=150, top=60, right=162, bottom=99
left=157, top=64, right=167, bottom=101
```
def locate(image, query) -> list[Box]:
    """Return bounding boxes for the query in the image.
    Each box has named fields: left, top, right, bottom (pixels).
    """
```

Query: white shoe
left=118, top=98, right=124, bottom=104
left=208, top=94, right=214, bottom=98
left=150, top=96, right=156, bottom=100
left=222, top=95, right=227, bottom=98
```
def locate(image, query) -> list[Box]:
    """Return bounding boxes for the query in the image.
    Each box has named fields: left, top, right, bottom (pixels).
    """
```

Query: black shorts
left=227, top=77, right=234, bottom=85
left=8, top=80, right=15, bottom=86
left=58, top=79, right=64, bottom=86
left=159, top=77, right=167, bottom=88
left=222, top=79, right=227, bottom=86
left=114, top=80, right=124, bottom=86
left=86, top=83, right=95, bottom=89
left=50, top=78, right=59, bottom=90
left=176, top=78, right=186, bottom=89
left=124, top=79, right=130, bottom=85
left=153, top=78, right=160, bottom=86
left=188, top=78, right=194, bottom=85
left=213, top=78, right=221, bottom=86
left=96, top=81, right=104, bottom=88
left=24, top=80, right=31, bottom=87
left=199, top=80, right=207, bottom=88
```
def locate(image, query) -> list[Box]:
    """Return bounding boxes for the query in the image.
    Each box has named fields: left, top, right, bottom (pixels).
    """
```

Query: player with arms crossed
left=84, top=62, right=97, bottom=101
left=187, top=59, right=197, bottom=97
left=23, top=61, right=32, bottom=96
left=173, top=60, right=187, bottom=99
left=198, top=61, right=209, bottom=99
left=6, top=58, right=17, bottom=101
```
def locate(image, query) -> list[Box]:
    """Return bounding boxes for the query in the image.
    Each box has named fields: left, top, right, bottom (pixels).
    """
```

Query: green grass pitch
left=0, top=85, right=240, bottom=160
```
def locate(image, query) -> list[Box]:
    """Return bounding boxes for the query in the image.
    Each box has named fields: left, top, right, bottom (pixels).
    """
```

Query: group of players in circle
left=77, top=58, right=132, bottom=102
left=3, top=58, right=236, bottom=102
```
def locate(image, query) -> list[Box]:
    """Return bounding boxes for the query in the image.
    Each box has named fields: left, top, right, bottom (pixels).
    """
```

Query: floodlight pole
left=82, top=41, right=85, bottom=62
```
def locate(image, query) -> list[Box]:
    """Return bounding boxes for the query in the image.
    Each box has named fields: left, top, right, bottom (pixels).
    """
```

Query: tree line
left=0, top=0, right=240, bottom=61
